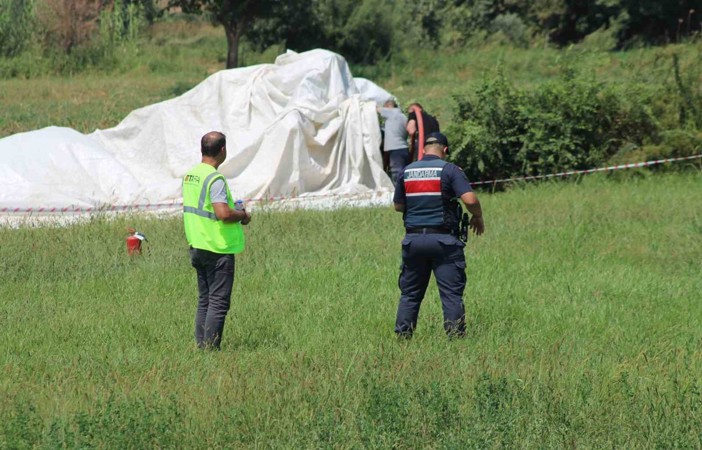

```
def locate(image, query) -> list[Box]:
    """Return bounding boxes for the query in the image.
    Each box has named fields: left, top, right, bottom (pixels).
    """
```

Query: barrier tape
left=0, top=191, right=388, bottom=215
left=1, top=154, right=700, bottom=215
left=469, top=154, right=702, bottom=186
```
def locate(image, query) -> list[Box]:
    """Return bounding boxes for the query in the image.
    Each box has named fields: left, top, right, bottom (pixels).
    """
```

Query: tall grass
left=1, top=173, right=700, bottom=447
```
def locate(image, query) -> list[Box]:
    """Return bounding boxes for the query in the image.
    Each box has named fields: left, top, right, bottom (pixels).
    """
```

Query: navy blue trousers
left=395, top=233, right=467, bottom=337
left=190, top=248, right=235, bottom=349
left=387, top=148, right=410, bottom=183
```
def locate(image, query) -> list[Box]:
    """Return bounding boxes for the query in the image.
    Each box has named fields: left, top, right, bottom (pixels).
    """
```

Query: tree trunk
left=224, top=24, right=242, bottom=69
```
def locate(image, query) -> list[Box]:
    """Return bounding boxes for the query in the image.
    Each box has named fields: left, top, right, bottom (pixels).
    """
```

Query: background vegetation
left=2, top=0, right=702, bottom=69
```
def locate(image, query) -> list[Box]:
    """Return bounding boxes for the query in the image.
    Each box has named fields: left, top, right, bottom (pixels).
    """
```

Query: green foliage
left=0, top=49, right=51, bottom=78
left=0, top=0, right=35, bottom=57
left=0, top=0, right=148, bottom=77
left=672, top=53, right=702, bottom=128
left=390, top=0, right=445, bottom=50
left=3, top=1, right=702, bottom=74
left=250, top=0, right=448, bottom=65
left=99, top=0, right=147, bottom=46
left=125, top=0, right=162, bottom=24
left=490, top=13, right=530, bottom=47
left=169, top=0, right=281, bottom=67
left=617, top=0, right=702, bottom=45
left=448, top=65, right=662, bottom=183
left=250, top=0, right=402, bottom=65
left=246, top=1, right=320, bottom=53
left=336, top=0, right=393, bottom=64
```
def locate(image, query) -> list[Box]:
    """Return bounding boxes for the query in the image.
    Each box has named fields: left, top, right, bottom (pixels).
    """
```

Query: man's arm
left=209, top=178, right=251, bottom=224
left=406, top=119, right=417, bottom=136
left=212, top=203, right=249, bottom=224
left=394, top=203, right=405, bottom=212
left=406, top=119, right=417, bottom=160
left=459, top=192, right=484, bottom=235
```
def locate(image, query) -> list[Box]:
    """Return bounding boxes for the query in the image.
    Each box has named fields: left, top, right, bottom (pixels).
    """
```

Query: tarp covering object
left=0, top=49, right=394, bottom=212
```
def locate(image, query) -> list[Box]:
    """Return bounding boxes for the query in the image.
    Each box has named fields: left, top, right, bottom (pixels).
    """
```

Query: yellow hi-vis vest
left=182, top=163, right=244, bottom=254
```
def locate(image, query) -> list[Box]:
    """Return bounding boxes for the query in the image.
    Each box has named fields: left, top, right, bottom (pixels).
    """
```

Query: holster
left=459, top=212, right=469, bottom=242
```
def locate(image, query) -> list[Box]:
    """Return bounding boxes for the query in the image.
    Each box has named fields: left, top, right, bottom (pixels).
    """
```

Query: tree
left=168, top=0, right=280, bottom=68
left=0, top=0, right=36, bottom=57
left=36, top=0, right=106, bottom=54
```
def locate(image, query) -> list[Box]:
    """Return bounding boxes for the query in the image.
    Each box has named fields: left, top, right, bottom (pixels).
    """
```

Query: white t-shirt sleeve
left=209, top=178, right=228, bottom=203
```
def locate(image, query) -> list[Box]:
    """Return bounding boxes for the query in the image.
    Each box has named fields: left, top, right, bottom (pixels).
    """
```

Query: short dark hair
left=201, top=131, right=226, bottom=157
left=424, top=132, right=448, bottom=147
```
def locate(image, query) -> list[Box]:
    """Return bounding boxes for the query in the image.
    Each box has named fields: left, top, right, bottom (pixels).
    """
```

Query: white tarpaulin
left=0, top=49, right=394, bottom=213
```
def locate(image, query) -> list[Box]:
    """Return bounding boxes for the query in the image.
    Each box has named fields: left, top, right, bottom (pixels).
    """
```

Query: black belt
left=406, top=227, right=452, bottom=235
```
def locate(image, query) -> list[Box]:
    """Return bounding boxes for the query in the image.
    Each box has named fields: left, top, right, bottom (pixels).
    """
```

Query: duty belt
left=406, top=227, right=452, bottom=235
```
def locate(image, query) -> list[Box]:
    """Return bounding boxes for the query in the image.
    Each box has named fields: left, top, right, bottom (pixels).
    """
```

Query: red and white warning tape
left=0, top=191, right=387, bottom=215
left=1, top=154, right=699, bottom=215
left=0, top=202, right=184, bottom=214
left=469, top=154, right=702, bottom=186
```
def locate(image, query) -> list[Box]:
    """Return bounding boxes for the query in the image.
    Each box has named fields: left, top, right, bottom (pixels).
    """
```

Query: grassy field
left=1, top=20, right=701, bottom=448
left=1, top=172, right=701, bottom=448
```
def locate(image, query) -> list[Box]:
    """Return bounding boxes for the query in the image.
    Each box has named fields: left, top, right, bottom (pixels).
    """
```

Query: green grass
left=1, top=173, right=701, bottom=448
left=1, top=20, right=701, bottom=448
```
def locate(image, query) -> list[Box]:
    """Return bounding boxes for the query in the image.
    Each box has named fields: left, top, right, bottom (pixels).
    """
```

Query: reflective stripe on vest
left=182, top=172, right=221, bottom=220
left=182, top=163, right=244, bottom=254
left=403, top=158, right=448, bottom=228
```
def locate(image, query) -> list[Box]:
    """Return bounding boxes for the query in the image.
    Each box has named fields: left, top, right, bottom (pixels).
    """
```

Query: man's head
left=383, top=98, right=398, bottom=108
left=424, top=132, right=449, bottom=158
left=201, top=131, right=226, bottom=166
left=407, top=102, right=423, bottom=114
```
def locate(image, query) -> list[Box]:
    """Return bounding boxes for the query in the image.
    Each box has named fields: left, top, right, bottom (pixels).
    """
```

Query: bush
left=0, top=0, right=35, bottom=57
left=490, top=13, right=530, bottom=48
left=448, top=66, right=660, bottom=184
left=0, top=0, right=147, bottom=77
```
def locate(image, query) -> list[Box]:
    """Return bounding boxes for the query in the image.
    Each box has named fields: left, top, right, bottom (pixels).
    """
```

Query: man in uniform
left=393, top=132, right=484, bottom=338
left=182, top=131, right=251, bottom=350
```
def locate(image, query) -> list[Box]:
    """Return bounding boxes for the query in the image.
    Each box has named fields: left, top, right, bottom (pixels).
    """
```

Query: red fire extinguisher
left=126, top=227, right=147, bottom=256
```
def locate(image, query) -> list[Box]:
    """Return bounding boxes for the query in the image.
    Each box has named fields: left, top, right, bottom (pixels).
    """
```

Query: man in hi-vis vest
left=182, top=131, right=251, bottom=350
left=393, top=132, right=484, bottom=338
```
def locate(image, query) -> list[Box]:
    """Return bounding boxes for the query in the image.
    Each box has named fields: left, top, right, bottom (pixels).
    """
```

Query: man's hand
left=406, top=119, right=417, bottom=136
left=460, top=192, right=484, bottom=236
left=213, top=202, right=249, bottom=224
left=469, top=215, right=484, bottom=235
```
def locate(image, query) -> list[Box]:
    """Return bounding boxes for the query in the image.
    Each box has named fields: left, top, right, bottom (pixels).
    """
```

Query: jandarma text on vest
left=404, top=168, right=442, bottom=179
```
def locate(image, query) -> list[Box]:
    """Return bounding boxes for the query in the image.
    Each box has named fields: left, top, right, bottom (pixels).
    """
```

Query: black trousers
left=395, top=233, right=467, bottom=337
left=190, top=247, right=235, bottom=349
